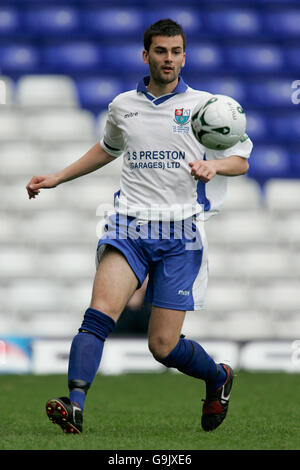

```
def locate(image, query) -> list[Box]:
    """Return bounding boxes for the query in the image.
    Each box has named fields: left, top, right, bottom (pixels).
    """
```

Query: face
left=143, top=35, right=186, bottom=86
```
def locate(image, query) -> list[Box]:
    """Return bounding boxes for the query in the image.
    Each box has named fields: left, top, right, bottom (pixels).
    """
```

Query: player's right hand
left=26, top=174, right=60, bottom=199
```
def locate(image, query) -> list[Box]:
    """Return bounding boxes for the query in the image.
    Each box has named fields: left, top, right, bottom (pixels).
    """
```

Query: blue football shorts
left=96, top=214, right=208, bottom=311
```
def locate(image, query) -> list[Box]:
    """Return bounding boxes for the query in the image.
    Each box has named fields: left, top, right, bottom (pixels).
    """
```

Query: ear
left=181, top=52, right=186, bottom=68
left=142, top=49, right=149, bottom=65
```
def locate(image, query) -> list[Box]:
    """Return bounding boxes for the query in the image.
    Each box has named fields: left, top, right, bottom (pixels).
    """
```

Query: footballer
left=26, top=19, right=253, bottom=434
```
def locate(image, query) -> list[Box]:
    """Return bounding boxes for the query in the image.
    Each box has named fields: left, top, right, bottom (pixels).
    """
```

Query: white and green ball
left=191, top=94, right=247, bottom=150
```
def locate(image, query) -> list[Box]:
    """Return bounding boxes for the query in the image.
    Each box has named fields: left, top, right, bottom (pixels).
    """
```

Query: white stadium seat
left=6, top=279, right=64, bottom=312
left=253, top=281, right=300, bottom=312
left=40, top=247, right=95, bottom=278
left=0, top=247, right=39, bottom=278
left=265, top=179, right=300, bottom=211
left=25, top=210, right=85, bottom=243
left=0, top=75, right=15, bottom=105
left=16, top=74, right=79, bottom=108
left=0, top=142, right=41, bottom=175
left=230, top=248, right=293, bottom=279
left=205, top=281, right=252, bottom=311
left=223, top=176, right=262, bottom=210
left=273, top=214, right=300, bottom=245
left=205, top=210, right=274, bottom=245
left=0, top=109, right=24, bottom=141
left=24, top=109, right=96, bottom=141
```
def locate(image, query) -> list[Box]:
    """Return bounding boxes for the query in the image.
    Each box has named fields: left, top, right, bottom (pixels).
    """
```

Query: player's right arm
left=26, top=142, right=116, bottom=199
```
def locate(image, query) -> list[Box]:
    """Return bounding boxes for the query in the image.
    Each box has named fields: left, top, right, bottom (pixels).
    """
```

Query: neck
left=147, top=77, right=179, bottom=97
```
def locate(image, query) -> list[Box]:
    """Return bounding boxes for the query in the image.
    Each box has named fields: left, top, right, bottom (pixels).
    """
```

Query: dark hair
left=143, top=19, right=186, bottom=52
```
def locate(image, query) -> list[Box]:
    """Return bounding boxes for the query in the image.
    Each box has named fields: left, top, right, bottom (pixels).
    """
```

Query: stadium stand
left=0, top=0, right=299, bottom=341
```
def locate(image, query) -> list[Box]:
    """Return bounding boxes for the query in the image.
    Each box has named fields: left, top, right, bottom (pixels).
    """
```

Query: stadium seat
left=76, top=77, right=125, bottom=109
left=0, top=75, right=15, bottom=105
left=0, top=142, right=40, bottom=175
left=0, top=110, right=23, bottom=141
left=265, top=10, right=300, bottom=37
left=254, top=281, right=300, bottom=312
left=205, top=281, right=252, bottom=312
left=273, top=314, right=300, bottom=340
left=24, top=109, right=96, bottom=142
left=16, top=75, right=79, bottom=108
left=44, top=42, right=102, bottom=72
left=42, top=142, right=95, bottom=173
left=185, top=44, right=223, bottom=72
left=0, top=247, right=39, bottom=278
left=273, top=214, right=300, bottom=245
left=223, top=312, right=275, bottom=340
left=0, top=7, right=21, bottom=35
left=206, top=9, right=261, bottom=37
left=245, top=111, right=270, bottom=143
left=0, top=213, right=22, bottom=243
left=248, top=79, right=295, bottom=108
left=146, top=8, right=202, bottom=38
left=247, top=145, right=291, bottom=181
left=62, top=279, right=93, bottom=311
left=40, top=248, right=95, bottom=279
left=6, top=279, right=64, bottom=312
left=25, top=211, right=85, bottom=243
left=24, top=7, right=80, bottom=35
left=271, top=113, right=300, bottom=142
left=226, top=45, right=283, bottom=72
left=0, top=44, right=40, bottom=73
left=205, top=210, right=274, bottom=245
left=188, top=78, right=247, bottom=106
left=285, top=47, right=300, bottom=71
left=231, top=248, right=292, bottom=280
left=265, top=180, right=300, bottom=211
left=104, top=44, right=147, bottom=73
left=222, top=176, right=262, bottom=210
left=83, top=8, right=145, bottom=37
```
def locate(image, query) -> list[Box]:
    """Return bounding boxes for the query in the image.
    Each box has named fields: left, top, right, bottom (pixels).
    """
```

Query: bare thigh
left=89, top=245, right=139, bottom=322
left=148, top=306, right=186, bottom=359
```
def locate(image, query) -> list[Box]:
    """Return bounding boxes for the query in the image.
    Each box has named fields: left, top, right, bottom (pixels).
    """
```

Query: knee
left=148, top=334, right=177, bottom=361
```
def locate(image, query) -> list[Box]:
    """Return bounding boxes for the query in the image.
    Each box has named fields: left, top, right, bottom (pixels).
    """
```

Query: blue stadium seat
left=145, top=8, right=202, bottom=38
left=265, top=10, right=300, bottom=37
left=246, top=112, right=270, bottom=143
left=83, top=8, right=144, bottom=37
left=247, top=145, right=291, bottom=181
left=188, top=78, right=247, bottom=105
left=25, top=7, right=80, bottom=35
left=185, top=44, right=223, bottom=72
left=271, top=113, right=300, bottom=143
left=0, top=44, right=40, bottom=73
left=226, top=45, right=283, bottom=72
left=0, top=7, right=21, bottom=35
left=285, top=47, right=300, bottom=72
left=249, top=80, right=295, bottom=108
left=44, top=43, right=102, bottom=72
left=206, top=9, right=261, bottom=36
left=104, top=44, right=147, bottom=73
left=291, top=149, right=300, bottom=176
left=76, top=77, right=125, bottom=109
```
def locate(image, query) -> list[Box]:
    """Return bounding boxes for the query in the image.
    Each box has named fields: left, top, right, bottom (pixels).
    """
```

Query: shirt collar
left=136, top=75, right=188, bottom=96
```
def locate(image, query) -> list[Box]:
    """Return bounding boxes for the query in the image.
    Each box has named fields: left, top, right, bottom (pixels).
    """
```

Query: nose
left=164, top=51, right=173, bottom=63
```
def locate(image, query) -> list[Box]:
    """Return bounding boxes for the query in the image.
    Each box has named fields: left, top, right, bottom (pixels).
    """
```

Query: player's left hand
left=189, top=160, right=217, bottom=183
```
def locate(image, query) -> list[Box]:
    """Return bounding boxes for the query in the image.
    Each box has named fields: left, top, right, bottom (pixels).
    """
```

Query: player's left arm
left=189, top=155, right=249, bottom=183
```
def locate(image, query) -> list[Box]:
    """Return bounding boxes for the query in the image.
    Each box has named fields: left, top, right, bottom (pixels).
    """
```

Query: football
left=191, top=94, right=247, bottom=150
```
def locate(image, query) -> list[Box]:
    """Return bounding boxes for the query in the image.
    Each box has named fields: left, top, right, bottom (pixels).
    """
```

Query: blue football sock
left=68, top=308, right=115, bottom=410
left=156, top=337, right=226, bottom=391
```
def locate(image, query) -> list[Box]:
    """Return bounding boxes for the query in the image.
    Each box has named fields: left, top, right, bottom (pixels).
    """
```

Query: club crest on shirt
left=174, top=108, right=191, bottom=125
left=173, top=108, right=190, bottom=134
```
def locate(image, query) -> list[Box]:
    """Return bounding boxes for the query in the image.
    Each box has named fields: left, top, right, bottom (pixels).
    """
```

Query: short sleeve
left=205, top=133, right=253, bottom=161
left=100, top=101, right=124, bottom=158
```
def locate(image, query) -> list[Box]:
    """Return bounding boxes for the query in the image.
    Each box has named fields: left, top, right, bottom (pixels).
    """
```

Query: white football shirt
left=100, top=76, right=253, bottom=221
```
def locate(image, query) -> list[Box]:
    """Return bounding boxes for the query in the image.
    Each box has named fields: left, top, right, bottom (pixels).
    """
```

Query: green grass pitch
left=0, top=371, right=299, bottom=450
